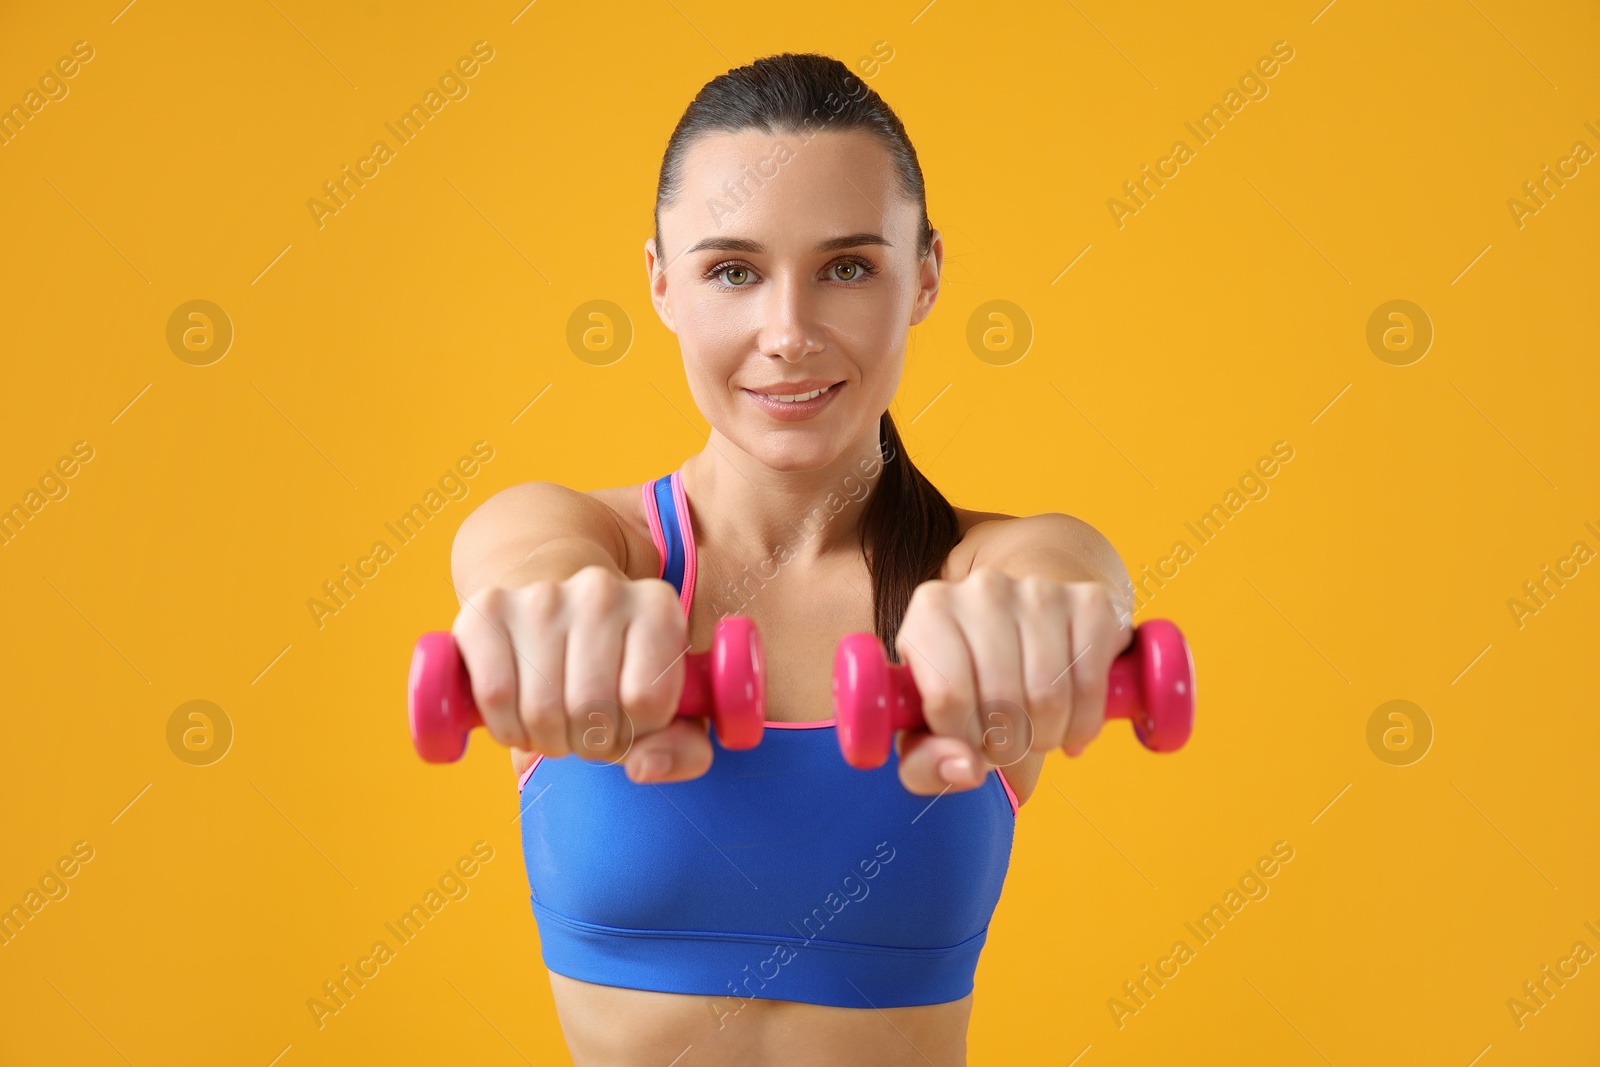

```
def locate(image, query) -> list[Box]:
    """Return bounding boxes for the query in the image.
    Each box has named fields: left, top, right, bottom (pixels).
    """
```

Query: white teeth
left=768, top=384, right=834, bottom=403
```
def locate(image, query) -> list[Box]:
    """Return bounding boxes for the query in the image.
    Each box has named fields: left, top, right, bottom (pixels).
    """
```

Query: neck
left=678, top=423, right=891, bottom=566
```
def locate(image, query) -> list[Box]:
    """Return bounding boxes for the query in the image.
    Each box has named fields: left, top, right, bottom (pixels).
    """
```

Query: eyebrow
left=681, top=232, right=892, bottom=256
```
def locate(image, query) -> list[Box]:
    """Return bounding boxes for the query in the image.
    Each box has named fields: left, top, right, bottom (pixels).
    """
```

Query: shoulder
left=945, top=507, right=1116, bottom=579
left=451, top=480, right=662, bottom=586
left=582, top=482, right=660, bottom=581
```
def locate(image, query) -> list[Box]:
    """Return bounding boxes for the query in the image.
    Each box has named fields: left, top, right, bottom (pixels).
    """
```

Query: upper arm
left=449, top=481, right=629, bottom=603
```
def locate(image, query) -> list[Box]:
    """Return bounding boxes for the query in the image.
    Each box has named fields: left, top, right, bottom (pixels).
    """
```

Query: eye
left=704, top=261, right=755, bottom=288
left=700, top=254, right=882, bottom=290
left=828, top=255, right=880, bottom=283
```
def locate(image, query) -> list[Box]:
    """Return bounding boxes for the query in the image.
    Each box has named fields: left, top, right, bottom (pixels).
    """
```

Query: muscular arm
left=450, top=481, right=631, bottom=605
left=927, top=511, right=1135, bottom=806
left=449, top=481, right=647, bottom=777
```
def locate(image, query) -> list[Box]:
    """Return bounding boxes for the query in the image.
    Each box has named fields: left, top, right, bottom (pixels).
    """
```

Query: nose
left=757, top=273, right=824, bottom=362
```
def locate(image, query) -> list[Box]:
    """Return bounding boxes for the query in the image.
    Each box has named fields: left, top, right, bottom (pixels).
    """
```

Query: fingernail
left=939, top=757, right=974, bottom=785
left=1065, top=744, right=1083, bottom=758
left=636, top=751, right=672, bottom=781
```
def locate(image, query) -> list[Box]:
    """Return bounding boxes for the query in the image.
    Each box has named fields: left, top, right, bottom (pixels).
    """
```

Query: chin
left=725, top=424, right=855, bottom=473
left=749, top=435, right=841, bottom=472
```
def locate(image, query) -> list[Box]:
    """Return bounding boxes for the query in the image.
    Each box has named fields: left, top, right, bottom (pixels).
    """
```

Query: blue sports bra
left=516, top=470, right=1018, bottom=1009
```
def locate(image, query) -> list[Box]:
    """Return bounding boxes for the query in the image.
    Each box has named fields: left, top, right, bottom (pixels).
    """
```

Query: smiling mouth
left=759, top=383, right=839, bottom=404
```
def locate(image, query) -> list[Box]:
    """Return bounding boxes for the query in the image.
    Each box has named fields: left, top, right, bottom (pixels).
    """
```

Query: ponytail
left=859, top=412, right=961, bottom=661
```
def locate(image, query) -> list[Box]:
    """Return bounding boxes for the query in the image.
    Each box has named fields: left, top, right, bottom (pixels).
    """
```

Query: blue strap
left=653, top=474, right=686, bottom=597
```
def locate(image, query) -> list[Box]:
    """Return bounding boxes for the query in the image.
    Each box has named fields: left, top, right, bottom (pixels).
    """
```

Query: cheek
left=674, top=328, right=747, bottom=421
left=838, top=311, right=901, bottom=355
left=678, top=307, right=749, bottom=387
left=834, top=309, right=905, bottom=388
left=682, top=298, right=754, bottom=351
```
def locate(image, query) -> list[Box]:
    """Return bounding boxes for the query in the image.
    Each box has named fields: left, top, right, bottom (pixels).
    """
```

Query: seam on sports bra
left=670, top=469, right=696, bottom=618
left=529, top=899, right=990, bottom=959
left=641, top=480, right=667, bottom=581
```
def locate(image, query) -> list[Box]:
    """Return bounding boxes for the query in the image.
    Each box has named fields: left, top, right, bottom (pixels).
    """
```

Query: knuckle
left=468, top=584, right=509, bottom=618
left=473, top=672, right=516, bottom=717
left=520, top=705, right=568, bottom=756
left=969, top=566, right=1012, bottom=598
left=1018, top=575, right=1066, bottom=612
left=635, top=577, right=681, bottom=613
left=919, top=682, right=969, bottom=726
left=514, top=580, right=562, bottom=622
left=1038, top=686, right=1073, bottom=742
left=640, top=585, right=688, bottom=637
left=619, top=671, right=676, bottom=721
left=571, top=701, right=626, bottom=759
left=477, top=701, right=525, bottom=747
left=1025, top=679, right=1070, bottom=723
left=1070, top=580, right=1113, bottom=617
left=567, top=565, right=623, bottom=607
left=978, top=701, right=1032, bottom=759
left=911, top=580, right=952, bottom=611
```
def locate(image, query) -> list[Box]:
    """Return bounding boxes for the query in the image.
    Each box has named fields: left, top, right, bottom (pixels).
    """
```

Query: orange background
left=1, top=1, right=1597, bottom=1064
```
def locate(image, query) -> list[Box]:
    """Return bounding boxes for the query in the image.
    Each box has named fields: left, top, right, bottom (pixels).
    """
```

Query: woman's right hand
left=451, top=565, right=715, bottom=783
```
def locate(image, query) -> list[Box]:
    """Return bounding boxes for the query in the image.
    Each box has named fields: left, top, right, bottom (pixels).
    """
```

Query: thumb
left=623, top=716, right=715, bottom=784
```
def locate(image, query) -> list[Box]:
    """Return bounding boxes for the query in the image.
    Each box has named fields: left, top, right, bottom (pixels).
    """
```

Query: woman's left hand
left=891, top=566, right=1133, bottom=795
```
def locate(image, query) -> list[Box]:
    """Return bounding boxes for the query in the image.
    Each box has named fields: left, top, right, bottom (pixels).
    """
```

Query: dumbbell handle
left=408, top=616, right=765, bottom=763
left=834, top=618, right=1195, bottom=768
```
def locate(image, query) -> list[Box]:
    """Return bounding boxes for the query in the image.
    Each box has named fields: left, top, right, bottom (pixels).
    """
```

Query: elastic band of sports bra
left=529, top=898, right=991, bottom=1008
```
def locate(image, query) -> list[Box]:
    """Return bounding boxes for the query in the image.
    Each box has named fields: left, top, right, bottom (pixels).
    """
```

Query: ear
left=908, top=229, right=943, bottom=327
left=645, top=236, right=677, bottom=334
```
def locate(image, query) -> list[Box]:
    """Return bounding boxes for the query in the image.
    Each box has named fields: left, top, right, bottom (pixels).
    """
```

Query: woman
left=449, top=53, right=1134, bottom=1067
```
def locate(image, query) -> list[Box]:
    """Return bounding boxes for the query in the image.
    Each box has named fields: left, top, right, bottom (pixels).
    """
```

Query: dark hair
left=653, top=53, right=960, bottom=658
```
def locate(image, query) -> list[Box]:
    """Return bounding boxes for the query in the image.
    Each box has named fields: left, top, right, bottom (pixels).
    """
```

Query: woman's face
left=648, top=128, right=942, bottom=472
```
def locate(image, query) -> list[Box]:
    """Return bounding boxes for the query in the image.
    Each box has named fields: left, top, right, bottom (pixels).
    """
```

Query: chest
left=687, top=553, right=877, bottom=723
left=686, top=545, right=1044, bottom=805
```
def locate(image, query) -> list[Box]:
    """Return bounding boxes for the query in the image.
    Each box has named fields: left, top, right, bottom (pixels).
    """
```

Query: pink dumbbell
left=832, top=618, right=1196, bottom=769
left=408, top=615, right=767, bottom=763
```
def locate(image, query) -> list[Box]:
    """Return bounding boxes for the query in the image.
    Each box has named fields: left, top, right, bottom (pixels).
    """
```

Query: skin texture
left=458, top=126, right=1134, bottom=1066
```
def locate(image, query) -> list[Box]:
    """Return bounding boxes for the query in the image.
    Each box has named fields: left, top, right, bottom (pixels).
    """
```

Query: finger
left=622, top=716, right=715, bottom=784
left=1062, top=587, right=1118, bottom=756
left=896, top=729, right=989, bottom=795
left=894, top=583, right=981, bottom=770
left=497, top=582, right=570, bottom=757
left=1015, top=576, right=1074, bottom=755
left=951, top=570, right=1031, bottom=767
left=563, top=569, right=628, bottom=762
left=617, top=579, right=688, bottom=743
left=454, top=587, right=531, bottom=750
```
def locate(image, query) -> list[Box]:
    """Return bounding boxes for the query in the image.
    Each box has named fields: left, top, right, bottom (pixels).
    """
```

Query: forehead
left=663, top=128, right=917, bottom=246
